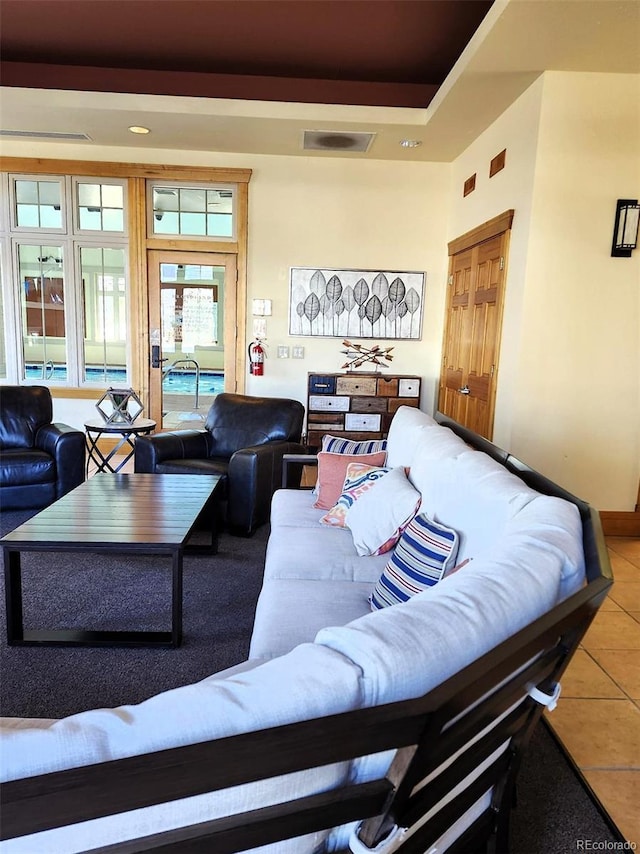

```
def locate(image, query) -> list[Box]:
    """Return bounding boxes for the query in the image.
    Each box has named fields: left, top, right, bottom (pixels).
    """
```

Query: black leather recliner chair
left=0, top=385, right=86, bottom=510
left=134, top=393, right=305, bottom=535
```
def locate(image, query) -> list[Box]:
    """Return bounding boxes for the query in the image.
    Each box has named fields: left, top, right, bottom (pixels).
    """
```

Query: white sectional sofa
left=0, top=407, right=612, bottom=854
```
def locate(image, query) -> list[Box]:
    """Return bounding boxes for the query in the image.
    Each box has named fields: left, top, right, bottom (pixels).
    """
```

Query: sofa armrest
left=228, top=441, right=306, bottom=534
left=281, top=453, right=318, bottom=488
left=134, top=430, right=211, bottom=472
left=36, top=423, right=85, bottom=498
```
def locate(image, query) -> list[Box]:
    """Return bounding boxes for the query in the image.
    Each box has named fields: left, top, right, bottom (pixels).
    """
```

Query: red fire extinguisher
left=248, top=338, right=266, bottom=376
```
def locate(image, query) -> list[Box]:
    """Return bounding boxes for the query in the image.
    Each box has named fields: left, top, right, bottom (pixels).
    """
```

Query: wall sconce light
left=611, top=199, right=640, bottom=257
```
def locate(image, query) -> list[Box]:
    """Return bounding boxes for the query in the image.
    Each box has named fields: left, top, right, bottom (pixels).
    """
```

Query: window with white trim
left=0, top=174, right=129, bottom=386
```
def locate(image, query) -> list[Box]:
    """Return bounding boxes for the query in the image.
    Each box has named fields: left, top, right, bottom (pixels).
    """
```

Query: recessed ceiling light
left=400, top=139, right=422, bottom=148
left=128, top=126, right=150, bottom=135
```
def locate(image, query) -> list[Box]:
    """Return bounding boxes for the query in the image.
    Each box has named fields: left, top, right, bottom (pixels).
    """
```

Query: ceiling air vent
left=0, top=130, right=92, bottom=141
left=303, top=130, right=375, bottom=153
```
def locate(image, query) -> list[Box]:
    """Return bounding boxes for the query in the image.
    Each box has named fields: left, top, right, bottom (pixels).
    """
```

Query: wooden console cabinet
left=306, top=372, right=421, bottom=449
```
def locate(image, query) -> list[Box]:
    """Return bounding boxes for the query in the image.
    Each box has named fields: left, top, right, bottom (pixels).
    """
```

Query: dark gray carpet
left=0, top=508, right=624, bottom=853
left=0, top=507, right=267, bottom=718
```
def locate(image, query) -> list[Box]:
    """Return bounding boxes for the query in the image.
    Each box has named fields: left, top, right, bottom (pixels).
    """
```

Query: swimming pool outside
left=24, top=365, right=224, bottom=396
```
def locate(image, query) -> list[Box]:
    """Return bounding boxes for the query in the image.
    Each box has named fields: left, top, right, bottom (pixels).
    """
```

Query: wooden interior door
left=438, top=211, right=513, bottom=439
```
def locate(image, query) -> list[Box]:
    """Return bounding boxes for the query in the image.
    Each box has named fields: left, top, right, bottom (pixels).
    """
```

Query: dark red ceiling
left=0, top=0, right=493, bottom=107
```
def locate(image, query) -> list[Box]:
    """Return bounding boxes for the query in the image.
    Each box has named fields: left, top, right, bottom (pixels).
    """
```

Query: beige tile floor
left=547, top=537, right=640, bottom=846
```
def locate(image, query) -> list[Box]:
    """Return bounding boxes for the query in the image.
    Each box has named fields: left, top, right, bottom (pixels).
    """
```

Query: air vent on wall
left=0, top=130, right=92, bottom=141
left=303, top=130, right=375, bottom=153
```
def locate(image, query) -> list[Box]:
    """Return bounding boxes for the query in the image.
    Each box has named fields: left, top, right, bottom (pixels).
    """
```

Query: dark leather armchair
left=134, top=393, right=305, bottom=535
left=0, top=385, right=86, bottom=510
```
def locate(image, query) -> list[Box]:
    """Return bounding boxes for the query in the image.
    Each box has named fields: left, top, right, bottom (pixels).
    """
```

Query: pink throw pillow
left=313, top=451, right=388, bottom=510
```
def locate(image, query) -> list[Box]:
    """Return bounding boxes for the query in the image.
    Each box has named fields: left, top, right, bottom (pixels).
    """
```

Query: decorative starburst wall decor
left=289, top=268, right=425, bottom=339
left=341, top=340, right=394, bottom=371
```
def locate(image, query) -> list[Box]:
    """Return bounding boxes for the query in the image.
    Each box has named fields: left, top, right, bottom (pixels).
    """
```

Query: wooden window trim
left=0, top=157, right=251, bottom=185
left=1, top=157, right=251, bottom=399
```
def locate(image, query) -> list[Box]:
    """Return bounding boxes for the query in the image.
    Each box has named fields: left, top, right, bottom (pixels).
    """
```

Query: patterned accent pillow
left=321, top=435, right=388, bottom=456
left=321, top=462, right=390, bottom=527
left=370, top=514, right=460, bottom=610
left=313, top=451, right=388, bottom=510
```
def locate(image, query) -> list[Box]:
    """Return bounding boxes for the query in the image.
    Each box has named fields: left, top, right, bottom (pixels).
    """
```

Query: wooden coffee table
left=2, top=474, right=222, bottom=648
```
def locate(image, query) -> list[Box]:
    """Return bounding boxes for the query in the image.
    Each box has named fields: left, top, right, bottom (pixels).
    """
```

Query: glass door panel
left=17, top=243, right=67, bottom=381
left=148, top=250, right=237, bottom=430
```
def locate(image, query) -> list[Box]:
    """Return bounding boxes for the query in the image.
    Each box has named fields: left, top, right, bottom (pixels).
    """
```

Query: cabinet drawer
left=350, top=396, right=388, bottom=414
left=308, top=412, right=344, bottom=425
left=399, top=378, right=420, bottom=397
left=376, top=376, right=399, bottom=397
left=336, top=375, right=377, bottom=396
left=308, top=375, right=336, bottom=395
left=344, top=413, right=382, bottom=432
left=309, top=395, right=350, bottom=412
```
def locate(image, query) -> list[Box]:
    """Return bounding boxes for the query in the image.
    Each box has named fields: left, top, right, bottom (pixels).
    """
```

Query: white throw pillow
left=346, top=466, right=421, bottom=557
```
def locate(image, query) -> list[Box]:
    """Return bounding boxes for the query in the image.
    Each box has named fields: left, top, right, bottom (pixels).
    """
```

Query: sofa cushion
left=370, top=514, right=460, bottom=610
left=266, top=500, right=388, bottom=583
left=0, top=644, right=364, bottom=854
left=501, top=494, right=586, bottom=600
left=321, top=461, right=390, bottom=527
left=313, top=450, right=387, bottom=510
left=315, top=536, right=566, bottom=708
left=385, top=405, right=438, bottom=468
left=249, top=580, right=374, bottom=659
left=413, top=449, right=541, bottom=562
left=346, top=467, right=421, bottom=556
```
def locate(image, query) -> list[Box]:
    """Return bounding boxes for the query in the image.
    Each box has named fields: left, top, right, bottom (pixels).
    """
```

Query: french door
left=147, top=249, right=237, bottom=430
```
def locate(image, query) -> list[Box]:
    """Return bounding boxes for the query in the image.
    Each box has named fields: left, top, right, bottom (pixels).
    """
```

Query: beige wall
left=448, top=77, right=545, bottom=448
left=449, top=72, right=639, bottom=510
left=243, top=154, right=449, bottom=410
left=515, top=72, right=640, bottom=510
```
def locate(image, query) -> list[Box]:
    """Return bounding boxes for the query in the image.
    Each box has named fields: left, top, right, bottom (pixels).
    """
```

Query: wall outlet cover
left=277, top=345, right=290, bottom=358
left=292, top=346, right=305, bottom=359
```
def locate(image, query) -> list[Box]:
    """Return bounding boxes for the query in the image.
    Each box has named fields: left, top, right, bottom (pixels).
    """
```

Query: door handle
left=458, top=385, right=470, bottom=395
left=151, top=345, right=168, bottom=369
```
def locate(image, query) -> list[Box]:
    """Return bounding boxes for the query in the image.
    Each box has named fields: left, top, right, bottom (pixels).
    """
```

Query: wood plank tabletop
left=1, top=474, right=222, bottom=548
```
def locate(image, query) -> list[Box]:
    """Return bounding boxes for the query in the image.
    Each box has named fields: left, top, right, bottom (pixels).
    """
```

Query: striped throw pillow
left=321, top=435, right=388, bottom=456
left=370, top=514, right=460, bottom=610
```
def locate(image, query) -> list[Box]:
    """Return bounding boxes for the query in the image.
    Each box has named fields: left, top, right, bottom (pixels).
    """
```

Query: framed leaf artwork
left=289, top=268, right=425, bottom=339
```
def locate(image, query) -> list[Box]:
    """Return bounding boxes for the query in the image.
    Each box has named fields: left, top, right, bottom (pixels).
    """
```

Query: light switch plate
left=253, top=318, right=267, bottom=337
left=277, top=345, right=290, bottom=358
left=292, top=346, right=305, bottom=359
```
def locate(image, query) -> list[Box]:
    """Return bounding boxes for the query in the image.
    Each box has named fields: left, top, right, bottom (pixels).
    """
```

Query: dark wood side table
left=2, top=473, right=222, bottom=648
left=85, top=417, right=156, bottom=475
left=281, top=453, right=318, bottom=488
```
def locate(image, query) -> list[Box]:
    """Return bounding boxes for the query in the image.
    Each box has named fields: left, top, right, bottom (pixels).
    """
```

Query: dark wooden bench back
left=1, top=417, right=613, bottom=853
